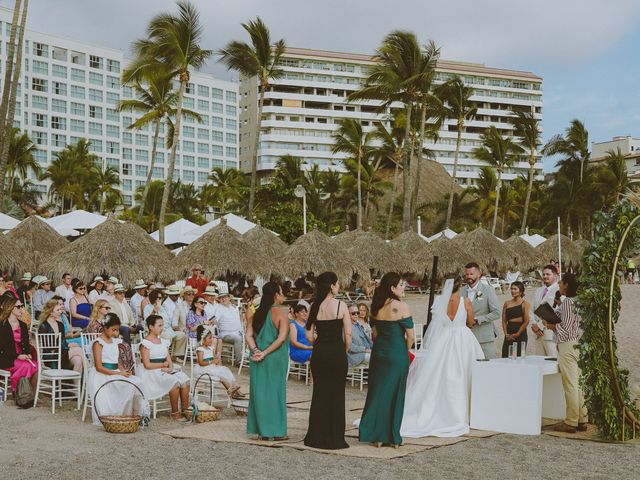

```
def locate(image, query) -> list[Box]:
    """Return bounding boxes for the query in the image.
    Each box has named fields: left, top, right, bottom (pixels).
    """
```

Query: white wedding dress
left=400, top=280, right=484, bottom=438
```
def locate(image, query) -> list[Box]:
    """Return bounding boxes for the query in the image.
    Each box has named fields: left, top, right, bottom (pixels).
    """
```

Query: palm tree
left=511, top=110, right=542, bottom=234
left=203, top=167, right=247, bottom=214
left=128, top=0, right=212, bottom=244
left=472, top=126, right=521, bottom=235
left=428, top=188, right=476, bottom=231
left=434, top=76, right=478, bottom=229
left=332, top=118, right=376, bottom=229
left=350, top=31, right=438, bottom=231
left=593, top=148, right=629, bottom=207
left=6, top=128, right=39, bottom=196
left=89, top=166, right=122, bottom=213
left=273, top=154, right=306, bottom=190
left=543, top=119, right=590, bottom=183
left=218, top=17, right=286, bottom=215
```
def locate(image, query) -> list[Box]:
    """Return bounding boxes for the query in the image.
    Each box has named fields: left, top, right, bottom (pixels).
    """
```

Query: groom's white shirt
left=530, top=282, right=559, bottom=341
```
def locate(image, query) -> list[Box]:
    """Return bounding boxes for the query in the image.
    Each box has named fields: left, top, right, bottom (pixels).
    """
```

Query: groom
left=460, top=262, right=500, bottom=359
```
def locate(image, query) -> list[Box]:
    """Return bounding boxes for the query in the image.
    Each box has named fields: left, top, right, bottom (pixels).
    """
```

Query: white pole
left=557, top=217, right=562, bottom=279
left=417, top=216, right=421, bottom=236
left=303, top=191, right=307, bottom=235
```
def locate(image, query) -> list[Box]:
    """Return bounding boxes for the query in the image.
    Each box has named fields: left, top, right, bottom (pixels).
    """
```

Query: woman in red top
left=186, top=264, right=208, bottom=295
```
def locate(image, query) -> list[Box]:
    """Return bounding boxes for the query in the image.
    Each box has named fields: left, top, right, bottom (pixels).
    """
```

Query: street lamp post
left=295, top=184, right=307, bottom=234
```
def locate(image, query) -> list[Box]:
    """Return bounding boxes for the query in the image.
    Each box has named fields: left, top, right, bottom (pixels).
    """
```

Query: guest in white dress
left=194, top=325, right=245, bottom=399
left=88, top=313, right=148, bottom=426
left=401, top=277, right=484, bottom=438
left=138, top=314, right=190, bottom=421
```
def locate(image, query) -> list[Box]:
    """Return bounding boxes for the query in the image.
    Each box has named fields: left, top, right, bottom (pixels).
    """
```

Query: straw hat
left=181, top=286, right=197, bottom=295
left=133, top=279, right=147, bottom=290
left=164, top=285, right=181, bottom=296
left=106, top=276, right=119, bottom=284
left=203, top=286, right=218, bottom=296
left=20, top=272, right=32, bottom=281
left=114, top=283, right=126, bottom=293
left=90, top=275, right=104, bottom=287
left=32, top=275, right=51, bottom=286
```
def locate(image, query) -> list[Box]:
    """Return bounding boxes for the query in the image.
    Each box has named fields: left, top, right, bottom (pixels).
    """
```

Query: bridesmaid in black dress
left=304, top=271, right=352, bottom=449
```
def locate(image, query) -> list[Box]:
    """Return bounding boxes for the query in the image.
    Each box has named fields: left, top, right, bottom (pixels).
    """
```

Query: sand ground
left=1, top=286, right=639, bottom=479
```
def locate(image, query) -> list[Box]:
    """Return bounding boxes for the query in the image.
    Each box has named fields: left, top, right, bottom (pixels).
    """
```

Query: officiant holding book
left=529, top=264, right=560, bottom=357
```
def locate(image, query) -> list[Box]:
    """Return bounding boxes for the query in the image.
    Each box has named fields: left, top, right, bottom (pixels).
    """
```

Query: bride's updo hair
left=371, top=272, right=401, bottom=318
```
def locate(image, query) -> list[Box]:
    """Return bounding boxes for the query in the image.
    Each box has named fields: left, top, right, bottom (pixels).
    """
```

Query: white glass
left=520, top=341, right=527, bottom=358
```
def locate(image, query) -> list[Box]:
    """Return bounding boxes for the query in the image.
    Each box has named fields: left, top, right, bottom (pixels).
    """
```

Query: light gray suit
left=460, top=281, right=501, bottom=359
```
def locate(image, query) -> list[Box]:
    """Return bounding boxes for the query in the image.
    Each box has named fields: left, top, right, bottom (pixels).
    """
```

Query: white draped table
left=470, top=355, right=566, bottom=435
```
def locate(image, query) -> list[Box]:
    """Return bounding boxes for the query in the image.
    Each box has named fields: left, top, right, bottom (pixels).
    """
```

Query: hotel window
left=135, top=134, right=148, bottom=146
left=51, top=100, right=67, bottom=113
left=122, top=179, right=132, bottom=191
left=212, top=88, right=223, bottom=99
left=106, top=125, right=119, bottom=138
left=106, top=158, right=119, bottom=169
left=226, top=105, right=237, bottom=116
left=71, top=102, right=84, bottom=116
left=197, top=128, right=209, bottom=140
left=123, top=147, right=132, bottom=160
left=89, top=105, right=103, bottom=118
left=70, top=136, right=82, bottom=145
left=33, top=150, right=47, bottom=164
left=155, top=152, right=164, bottom=164
left=106, top=92, right=120, bottom=105
left=70, top=85, right=85, bottom=99
left=211, top=131, right=223, bottom=142
left=226, top=133, right=237, bottom=144
left=33, top=42, right=48, bottom=57
left=121, top=163, right=131, bottom=176
left=32, top=113, right=46, bottom=127
left=52, top=134, right=66, bottom=148
left=183, top=114, right=195, bottom=124
left=183, top=126, right=195, bottom=138
left=183, top=141, right=195, bottom=152
left=212, top=159, right=223, bottom=168
left=197, top=157, right=209, bottom=169
left=89, top=71, right=103, bottom=85
left=32, top=95, right=48, bottom=110
left=226, top=147, right=237, bottom=158
left=135, top=165, right=148, bottom=177
left=89, top=122, right=102, bottom=135
left=200, top=114, right=209, bottom=126
left=122, top=116, right=132, bottom=127
left=89, top=140, right=103, bottom=152
left=226, top=119, right=237, bottom=130
left=211, top=116, right=223, bottom=128
left=106, top=75, right=119, bottom=89
left=135, top=150, right=149, bottom=162
left=53, top=81, right=66, bottom=96
left=32, top=78, right=47, bottom=92
left=152, top=167, right=164, bottom=179
left=123, top=85, right=133, bottom=97
left=70, top=119, right=85, bottom=133
left=32, top=60, right=48, bottom=74
left=197, top=99, right=209, bottom=111
left=183, top=97, right=195, bottom=109
left=89, top=55, right=103, bottom=69
left=52, top=64, right=67, bottom=78
left=183, top=170, right=195, bottom=182
left=211, top=145, right=223, bottom=156
left=212, top=102, right=223, bottom=113
left=89, top=89, right=103, bottom=102
left=185, top=83, right=194, bottom=94
left=51, top=116, right=65, bottom=130
left=71, top=68, right=85, bottom=82
left=107, top=59, right=120, bottom=73
left=122, top=132, right=132, bottom=144
left=197, top=143, right=209, bottom=154
left=33, top=131, right=47, bottom=145
left=182, top=155, right=195, bottom=167
left=197, top=171, right=208, bottom=183
left=106, top=108, right=119, bottom=122
left=197, top=85, right=209, bottom=96
left=226, top=91, right=237, bottom=102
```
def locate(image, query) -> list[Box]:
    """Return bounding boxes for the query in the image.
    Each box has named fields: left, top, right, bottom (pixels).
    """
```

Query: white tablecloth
left=470, top=355, right=566, bottom=435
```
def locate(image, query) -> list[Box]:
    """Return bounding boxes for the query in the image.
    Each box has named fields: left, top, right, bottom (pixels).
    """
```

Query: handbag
left=15, top=376, right=35, bottom=409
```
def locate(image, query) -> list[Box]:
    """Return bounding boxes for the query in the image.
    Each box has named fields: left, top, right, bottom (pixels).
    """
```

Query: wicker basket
left=232, top=398, right=249, bottom=416
left=189, top=373, right=221, bottom=423
left=94, top=379, right=145, bottom=434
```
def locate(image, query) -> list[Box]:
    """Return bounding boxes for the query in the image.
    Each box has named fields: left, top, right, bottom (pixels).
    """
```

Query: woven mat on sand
left=541, top=418, right=602, bottom=442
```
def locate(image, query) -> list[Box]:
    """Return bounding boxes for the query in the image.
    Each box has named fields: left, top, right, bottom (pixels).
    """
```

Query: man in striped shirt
left=543, top=273, right=588, bottom=433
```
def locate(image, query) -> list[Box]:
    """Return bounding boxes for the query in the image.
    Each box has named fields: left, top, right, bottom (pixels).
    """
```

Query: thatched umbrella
left=451, top=227, right=516, bottom=274
left=425, top=237, right=476, bottom=276
left=175, top=218, right=277, bottom=279
left=344, top=229, right=415, bottom=274
left=504, top=235, right=546, bottom=271
left=7, top=216, right=70, bottom=272
left=40, top=215, right=175, bottom=286
left=537, top=234, right=583, bottom=268
left=279, top=228, right=370, bottom=286
left=332, top=226, right=357, bottom=250
left=391, top=231, right=433, bottom=276
left=574, top=238, right=590, bottom=254
left=242, top=224, right=288, bottom=260
left=0, top=231, right=24, bottom=276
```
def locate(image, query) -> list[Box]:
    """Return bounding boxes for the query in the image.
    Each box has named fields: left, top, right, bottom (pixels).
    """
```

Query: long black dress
left=304, top=304, right=349, bottom=449
left=501, top=303, right=528, bottom=357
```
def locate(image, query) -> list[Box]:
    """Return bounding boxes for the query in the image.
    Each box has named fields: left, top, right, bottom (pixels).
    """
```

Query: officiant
left=460, top=262, right=501, bottom=359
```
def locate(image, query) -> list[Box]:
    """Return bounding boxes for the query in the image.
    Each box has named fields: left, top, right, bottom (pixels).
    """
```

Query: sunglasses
left=349, top=310, right=359, bottom=315
left=195, top=300, right=206, bottom=305
left=15, top=304, right=24, bottom=309
left=77, top=287, right=86, bottom=290
left=101, top=306, right=111, bottom=310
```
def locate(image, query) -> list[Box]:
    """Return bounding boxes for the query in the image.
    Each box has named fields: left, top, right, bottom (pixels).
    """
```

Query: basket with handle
left=94, top=378, right=146, bottom=434
left=187, top=373, right=221, bottom=423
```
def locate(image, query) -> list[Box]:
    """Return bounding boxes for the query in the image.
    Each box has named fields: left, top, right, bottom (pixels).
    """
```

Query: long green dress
left=247, top=309, right=289, bottom=438
left=359, top=317, right=413, bottom=445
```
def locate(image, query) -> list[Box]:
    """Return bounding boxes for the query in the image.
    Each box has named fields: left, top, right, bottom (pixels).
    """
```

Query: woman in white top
left=87, top=313, right=148, bottom=426
left=194, top=325, right=245, bottom=399
left=138, top=314, right=190, bottom=421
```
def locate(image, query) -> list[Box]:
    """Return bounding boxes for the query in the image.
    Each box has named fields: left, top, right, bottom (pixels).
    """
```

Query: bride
left=400, top=277, right=484, bottom=438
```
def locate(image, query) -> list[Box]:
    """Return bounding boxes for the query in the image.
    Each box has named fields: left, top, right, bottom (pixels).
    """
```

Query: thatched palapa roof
left=7, top=216, right=70, bottom=272
left=342, top=229, right=415, bottom=274
left=175, top=218, right=277, bottom=278
left=39, top=215, right=175, bottom=286
left=279, top=228, right=370, bottom=286
left=242, top=224, right=288, bottom=260
left=332, top=226, right=357, bottom=250
left=425, top=237, right=475, bottom=275
left=504, top=235, right=546, bottom=271
left=390, top=231, right=433, bottom=276
left=573, top=238, right=590, bottom=255
left=536, top=234, right=583, bottom=268
left=451, top=228, right=516, bottom=274
left=0, top=230, right=23, bottom=276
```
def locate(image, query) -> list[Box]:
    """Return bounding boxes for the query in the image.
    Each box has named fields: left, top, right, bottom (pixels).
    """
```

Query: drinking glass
left=508, top=344, right=516, bottom=359
left=520, top=341, right=527, bottom=358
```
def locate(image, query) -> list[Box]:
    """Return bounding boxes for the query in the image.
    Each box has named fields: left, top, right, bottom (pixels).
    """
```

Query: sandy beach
left=1, top=286, right=639, bottom=479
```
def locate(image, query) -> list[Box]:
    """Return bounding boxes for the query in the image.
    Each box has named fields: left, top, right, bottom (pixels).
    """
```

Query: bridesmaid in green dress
left=359, top=272, right=415, bottom=447
left=246, top=282, right=290, bottom=440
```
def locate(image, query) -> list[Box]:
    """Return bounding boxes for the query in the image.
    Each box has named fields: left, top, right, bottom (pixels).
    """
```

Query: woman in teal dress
left=246, top=282, right=290, bottom=440
left=359, top=272, right=415, bottom=447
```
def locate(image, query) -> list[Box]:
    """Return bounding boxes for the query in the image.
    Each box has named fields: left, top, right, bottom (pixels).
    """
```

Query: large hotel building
left=240, top=47, right=543, bottom=186
left=0, top=6, right=239, bottom=207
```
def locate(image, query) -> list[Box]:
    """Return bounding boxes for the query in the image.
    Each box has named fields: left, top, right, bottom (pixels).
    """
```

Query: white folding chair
left=413, top=325, right=424, bottom=350
left=188, top=342, right=231, bottom=408
left=0, top=368, right=10, bottom=401
left=287, top=358, right=310, bottom=385
left=347, top=364, right=368, bottom=391
left=34, top=333, right=82, bottom=413
left=80, top=332, right=100, bottom=422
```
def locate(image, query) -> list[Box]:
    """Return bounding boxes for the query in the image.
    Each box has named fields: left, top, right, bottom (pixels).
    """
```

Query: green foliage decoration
left=578, top=198, right=640, bottom=440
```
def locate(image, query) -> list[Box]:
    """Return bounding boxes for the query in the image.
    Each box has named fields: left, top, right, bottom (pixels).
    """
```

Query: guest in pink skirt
left=0, top=292, right=38, bottom=394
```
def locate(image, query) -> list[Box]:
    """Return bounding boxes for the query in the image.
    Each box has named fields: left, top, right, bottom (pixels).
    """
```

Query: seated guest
left=194, top=325, right=246, bottom=399
left=215, top=291, right=244, bottom=366
left=69, top=281, right=92, bottom=329
left=138, top=314, right=190, bottom=421
left=144, top=289, right=187, bottom=358
left=172, top=286, right=196, bottom=333
left=129, top=280, right=148, bottom=327
left=289, top=303, right=313, bottom=364
left=87, top=276, right=105, bottom=305
left=110, top=284, right=141, bottom=344
left=186, top=295, right=211, bottom=340
left=544, top=273, right=589, bottom=433
left=57, top=296, right=84, bottom=373
left=87, top=299, right=112, bottom=333
left=0, top=293, right=38, bottom=397
left=501, top=281, right=530, bottom=357
left=38, top=297, right=83, bottom=373
left=32, top=276, right=54, bottom=319
left=347, top=303, right=372, bottom=368
left=202, top=285, right=219, bottom=321
left=357, top=302, right=372, bottom=341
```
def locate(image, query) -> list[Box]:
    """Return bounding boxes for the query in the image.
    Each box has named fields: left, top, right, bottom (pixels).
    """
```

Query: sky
left=8, top=0, right=640, bottom=172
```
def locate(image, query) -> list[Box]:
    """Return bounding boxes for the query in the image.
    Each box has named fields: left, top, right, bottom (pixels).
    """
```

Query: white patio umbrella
left=151, top=218, right=199, bottom=245
left=0, top=212, right=20, bottom=230
left=181, top=213, right=260, bottom=245
left=45, top=209, right=107, bottom=231
left=426, top=228, right=458, bottom=242
left=520, top=233, right=546, bottom=248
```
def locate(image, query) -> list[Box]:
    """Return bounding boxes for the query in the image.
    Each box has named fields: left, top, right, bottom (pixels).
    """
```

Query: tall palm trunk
left=385, top=152, right=401, bottom=239
left=158, top=72, right=187, bottom=244
left=411, top=102, right=427, bottom=220
left=491, top=168, right=502, bottom=235
left=401, top=102, right=414, bottom=231
left=249, top=78, right=266, bottom=216
left=0, top=0, right=22, bottom=200
left=520, top=149, right=536, bottom=234
left=445, top=119, right=463, bottom=228
left=137, top=118, right=161, bottom=226
left=356, top=151, right=362, bottom=229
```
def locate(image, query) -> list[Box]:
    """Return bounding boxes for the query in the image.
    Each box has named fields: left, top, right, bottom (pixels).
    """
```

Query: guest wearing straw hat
left=88, top=276, right=105, bottom=305
left=216, top=288, right=244, bottom=367
left=111, top=284, right=140, bottom=344
left=172, top=286, right=196, bottom=333
left=129, top=280, right=148, bottom=327
left=202, top=285, right=220, bottom=321
left=32, top=276, right=54, bottom=320
left=100, top=277, right=118, bottom=303
left=16, top=272, right=32, bottom=302
left=162, top=285, right=181, bottom=324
